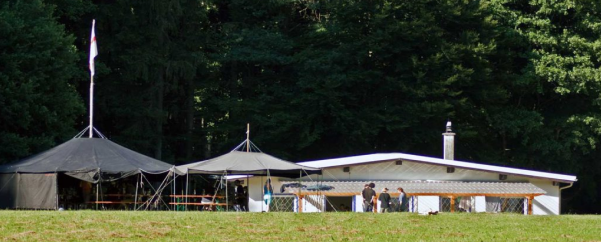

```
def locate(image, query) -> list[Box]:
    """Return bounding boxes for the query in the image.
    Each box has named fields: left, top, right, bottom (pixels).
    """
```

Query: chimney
left=443, top=121, right=455, bottom=160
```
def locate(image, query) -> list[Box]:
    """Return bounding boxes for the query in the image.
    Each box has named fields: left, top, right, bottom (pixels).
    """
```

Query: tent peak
left=74, top=126, right=107, bottom=139
left=231, top=139, right=263, bottom=153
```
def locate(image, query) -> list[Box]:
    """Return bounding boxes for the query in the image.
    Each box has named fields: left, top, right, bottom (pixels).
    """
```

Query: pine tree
left=0, top=0, right=84, bottom=164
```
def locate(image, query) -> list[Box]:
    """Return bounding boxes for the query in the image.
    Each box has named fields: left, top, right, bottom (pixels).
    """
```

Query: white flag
left=89, top=19, right=98, bottom=76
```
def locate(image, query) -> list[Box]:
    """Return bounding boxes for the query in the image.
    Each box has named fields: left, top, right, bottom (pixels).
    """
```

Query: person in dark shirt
left=234, top=180, right=245, bottom=212
left=378, top=187, right=392, bottom=213
left=361, top=184, right=376, bottom=212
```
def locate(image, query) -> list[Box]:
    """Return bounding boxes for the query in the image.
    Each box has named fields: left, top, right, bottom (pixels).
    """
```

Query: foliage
left=88, top=0, right=212, bottom=163
left=0, top=0, right=600, bottom=213
left=0, top=0, right=84, bottom=162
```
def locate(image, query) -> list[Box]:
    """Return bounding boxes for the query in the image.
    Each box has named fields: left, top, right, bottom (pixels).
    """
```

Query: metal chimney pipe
left=443, top=121, right=455, bottom=160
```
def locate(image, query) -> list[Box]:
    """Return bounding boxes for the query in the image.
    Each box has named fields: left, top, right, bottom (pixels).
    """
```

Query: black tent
left=0, top=138, right=176, bottom=209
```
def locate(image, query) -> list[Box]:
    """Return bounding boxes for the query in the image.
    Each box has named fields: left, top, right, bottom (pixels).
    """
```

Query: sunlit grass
left=0, top=211, right=600, bottom=241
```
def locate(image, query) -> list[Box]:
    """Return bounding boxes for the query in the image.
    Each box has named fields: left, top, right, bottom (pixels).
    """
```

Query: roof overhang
left=281, top=180, right=547, bottom=197
left=298, top=153, right=577, bottom=183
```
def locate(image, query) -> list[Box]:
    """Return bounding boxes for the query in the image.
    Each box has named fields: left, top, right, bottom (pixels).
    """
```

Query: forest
left=0, top=0, right=600, bottom=213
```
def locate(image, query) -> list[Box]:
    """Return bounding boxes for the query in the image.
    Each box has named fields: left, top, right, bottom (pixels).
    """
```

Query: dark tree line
left=1, top=0, right=600, bottom=213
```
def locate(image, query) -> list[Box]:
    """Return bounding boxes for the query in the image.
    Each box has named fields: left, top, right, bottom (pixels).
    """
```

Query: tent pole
left=100, top=181, right=104, bottom=210
left=261, top=175, right=263, bottom=212
left=95, top=182, right=99, bottom=210
left=225, top=171, right=229, bottom=212
left=246, top=175, right=249, bottom=212
left=173, top=173, right=176, bottom=211
left=245, top=124, right=250, bottom=211
left=55, top=173, right=59, bottom=210
left=16, top=174, right=20, bottom=209
left=89, top=75, right=94, bottom=138
left=185, top=173, right=189, bottom=211
left=140, top=173, right=144, bottom=211
left=134, top=173, right=140, bottom=211
left=299, top=170, right=302, bottom=213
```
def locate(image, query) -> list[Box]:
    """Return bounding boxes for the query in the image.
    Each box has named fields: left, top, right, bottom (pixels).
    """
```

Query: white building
left=247, top=122, right=577, bottom=215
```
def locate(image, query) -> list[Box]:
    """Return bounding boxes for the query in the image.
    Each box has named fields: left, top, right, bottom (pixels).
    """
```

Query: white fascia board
left=298, top=153, right=577, bottom=183
left=299, top=154, right=404, bottom=168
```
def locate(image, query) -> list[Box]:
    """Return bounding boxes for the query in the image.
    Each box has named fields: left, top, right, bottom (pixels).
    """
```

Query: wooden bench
left=169, top=202, right=230, bottom=211
left=88, top=201, right=144, bottom=204
left=169, top=195, right=225, bottom=198
left=169, top=202, right=228, bottom=206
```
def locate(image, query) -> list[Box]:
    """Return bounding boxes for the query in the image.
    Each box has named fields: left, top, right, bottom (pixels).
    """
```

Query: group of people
left=362, top=183, right=408, bottom=213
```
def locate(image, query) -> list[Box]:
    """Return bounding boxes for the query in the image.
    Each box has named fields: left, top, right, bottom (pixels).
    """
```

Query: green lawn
left=0, top=211, right=600, bottom=241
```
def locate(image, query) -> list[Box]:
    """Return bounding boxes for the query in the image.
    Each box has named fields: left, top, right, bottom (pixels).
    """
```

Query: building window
left=439, top=196, right=474, bottom=212
left=485, top=197, right=524, bottom=214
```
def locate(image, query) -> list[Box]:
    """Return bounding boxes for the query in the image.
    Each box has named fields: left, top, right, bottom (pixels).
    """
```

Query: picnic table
left=168, top=195, right=229, bottom=211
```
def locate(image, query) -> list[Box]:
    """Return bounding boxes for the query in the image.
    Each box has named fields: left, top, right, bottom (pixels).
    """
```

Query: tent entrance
left=57, top=174, right=90, bottom=210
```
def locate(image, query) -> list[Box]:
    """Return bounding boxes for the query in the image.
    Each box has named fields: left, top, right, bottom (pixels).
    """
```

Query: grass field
left=0, top=211, right=600, bottom=241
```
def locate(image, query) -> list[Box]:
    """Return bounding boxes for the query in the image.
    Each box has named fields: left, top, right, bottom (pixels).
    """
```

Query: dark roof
left=0, top=138, right=174, bottom=175
left=177, top=151, right=321, bottom=178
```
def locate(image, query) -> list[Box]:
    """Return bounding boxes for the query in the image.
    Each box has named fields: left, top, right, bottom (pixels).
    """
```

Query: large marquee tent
left=0, top=137, right=177, bottom=209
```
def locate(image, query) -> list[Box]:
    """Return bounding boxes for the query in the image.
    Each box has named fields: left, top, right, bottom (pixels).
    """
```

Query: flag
left=89, top=19, right=98, bottom=76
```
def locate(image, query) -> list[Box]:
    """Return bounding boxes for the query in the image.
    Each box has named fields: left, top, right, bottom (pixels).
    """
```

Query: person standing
left=362, top=184, right=376, bottom=212
left=263, top=178, right=273, bottom=212
left=397, top=187, right=407, bottom=212
left=234, top=180, right=245, bottom=212
left=242, top=186, right=248, bottom=211
left=378, top=188, right=392, bottom=213
left=79, top=180, right=92, bottom=208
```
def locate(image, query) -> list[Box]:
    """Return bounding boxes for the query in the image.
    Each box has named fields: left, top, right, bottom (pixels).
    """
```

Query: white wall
left=529, top=179, right=560, bottom=215
left=301, top=195, right=324, bottom=213
left=417, top=196, right=439, bottom=213
left=474, top=196, right=486, bottom=212
left=306, top=160, right=527, bottom=182
left=354, top=195, right=364, bottom=212
left=408, top=196, right=418, bottom=212
left=298, top=160, right=565, bottom=215
left=247, top=176, right=286, bottom=212
left=244, top=161, right=565, bottom=215
left=247, top=176, right=264, bottom=212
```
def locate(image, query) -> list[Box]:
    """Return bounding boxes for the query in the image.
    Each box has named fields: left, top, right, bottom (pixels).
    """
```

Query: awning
left=280, top=180, right=546, bottom=197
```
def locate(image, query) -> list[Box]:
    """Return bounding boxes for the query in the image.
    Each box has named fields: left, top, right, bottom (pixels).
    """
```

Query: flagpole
left=89, top=75, right=94, bottom=138
left=88, top=19, right=97, bottom=138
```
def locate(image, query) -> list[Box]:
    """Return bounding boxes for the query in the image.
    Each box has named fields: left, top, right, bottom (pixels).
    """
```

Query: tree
left=483, top=0, right=601, bottom=213
left=4, top=0, right=597, bottom=212
left=0, top=0, right=84, bottom=164
left=87, top=0, right=212, bottom=163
